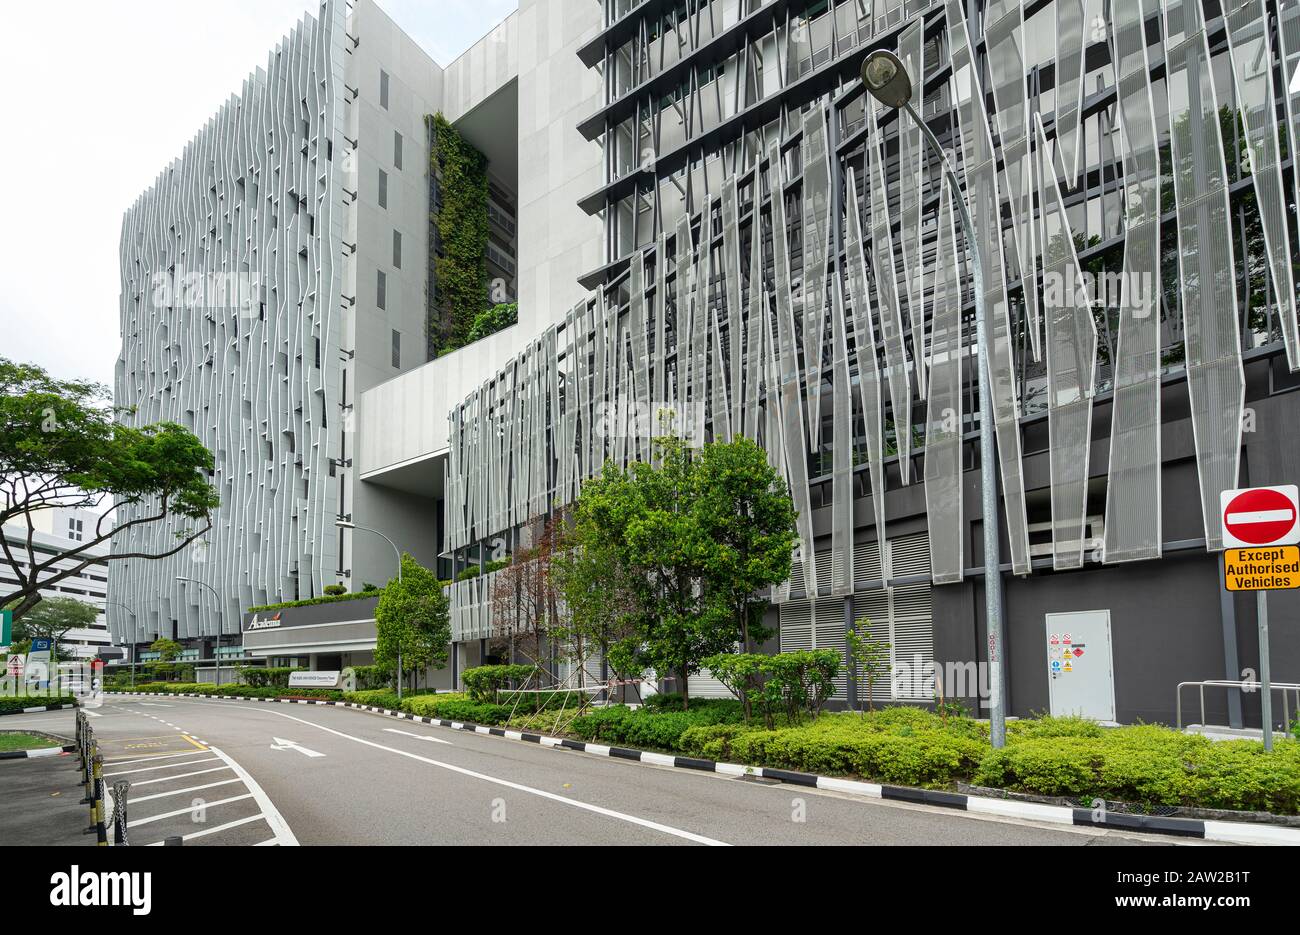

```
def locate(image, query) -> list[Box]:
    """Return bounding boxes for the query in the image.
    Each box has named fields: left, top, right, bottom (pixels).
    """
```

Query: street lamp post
left=336, top=520, right=404, bottom=700
left=102, top=600, right=139, bottom=690
left=175, top=577, right=224, bottom=687
left=861, top=50, right=1008, bottom=747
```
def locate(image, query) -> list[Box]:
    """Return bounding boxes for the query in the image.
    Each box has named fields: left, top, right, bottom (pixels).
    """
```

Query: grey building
left=437, top=0, right=1300, bottom=727
left=109, top=0, right=604, bottom=660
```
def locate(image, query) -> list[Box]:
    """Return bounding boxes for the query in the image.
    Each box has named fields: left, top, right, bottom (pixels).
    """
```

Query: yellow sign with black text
left=1223, top=546, right=1300, bottom=592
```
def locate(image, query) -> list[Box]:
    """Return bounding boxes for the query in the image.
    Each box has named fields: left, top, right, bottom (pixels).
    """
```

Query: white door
left=1045, top=610, right=1115, bottom=722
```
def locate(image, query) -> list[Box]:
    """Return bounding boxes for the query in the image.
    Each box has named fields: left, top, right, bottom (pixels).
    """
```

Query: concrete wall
left=357, top=322, right=529, bottom=475
left=514, top=0, right=604, bottom=337
left=442, top=14, right=518, bottom=122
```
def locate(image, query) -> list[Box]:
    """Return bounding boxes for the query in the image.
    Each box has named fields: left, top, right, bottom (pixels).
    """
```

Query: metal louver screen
left=780, top=533, right=934, bottom=705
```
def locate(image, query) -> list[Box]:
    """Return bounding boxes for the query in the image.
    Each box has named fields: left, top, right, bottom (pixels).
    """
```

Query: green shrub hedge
left=246, top=590, right=381, bottom=613
left=678, top=708, right=988, bottom=787
left=340, top=689, right=435, bottom=709
left=108, top=682, right=344, bottom=701
left=975, top=726, right=1300, bottom=813
left=0, top=694, right=77, bottom=715
left=241, top=667, right=303, bottom=689
left=569, top=699, right=749, bottom=751
left=460, top=664, right=537, bottom=702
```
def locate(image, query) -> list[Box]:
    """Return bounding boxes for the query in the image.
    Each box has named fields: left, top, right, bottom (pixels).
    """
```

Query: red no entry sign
left=1220, top=485, right=1300, bottom=548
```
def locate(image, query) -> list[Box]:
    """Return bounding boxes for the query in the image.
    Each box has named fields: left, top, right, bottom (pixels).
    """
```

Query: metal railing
left=109, top=779, right=131, bottom=845
left=1176, top=679, right=1300, bottom=733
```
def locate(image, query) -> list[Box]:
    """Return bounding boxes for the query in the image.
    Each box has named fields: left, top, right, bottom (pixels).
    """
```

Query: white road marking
left=104, top=757, right=222, bottom=777
left=127, top=793, right=253, bottom=827
left=130, top=778, right=243, bottom=803
left=139, top=703, right=174, bottom=708
left=102, top=749, right=215, bottom=765
left=252, top=838, right=280, bottom=846
left=83, top=710, right=102, bottom=717
left=221, top=703, right=729, bottom=846
left=131, top=765, right=232, bottom=786
left=270, top=736, right=326, bottom=758
left=207, top=745, right=299, bottom=846
left=383, top=727, right=453, bottom=745
left=144, top=814, right=267, bottom=845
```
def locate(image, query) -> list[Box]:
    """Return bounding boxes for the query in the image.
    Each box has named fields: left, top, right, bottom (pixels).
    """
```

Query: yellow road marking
left=98, top=735, right=184, bottom=743
left=182, top=734, right=209, bottom=751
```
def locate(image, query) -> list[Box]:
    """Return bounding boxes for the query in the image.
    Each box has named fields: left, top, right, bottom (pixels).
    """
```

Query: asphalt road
left=2, top=696, right=1209, bottom=846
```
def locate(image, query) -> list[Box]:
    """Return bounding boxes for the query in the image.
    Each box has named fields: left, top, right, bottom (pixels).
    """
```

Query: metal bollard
left=85, top=750, right=108, bottom=846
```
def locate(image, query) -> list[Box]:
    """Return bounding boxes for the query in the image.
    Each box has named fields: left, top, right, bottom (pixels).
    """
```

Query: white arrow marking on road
left=383, top=727, right=453, bottom=745
left=270, top=737, right=326, bottom=758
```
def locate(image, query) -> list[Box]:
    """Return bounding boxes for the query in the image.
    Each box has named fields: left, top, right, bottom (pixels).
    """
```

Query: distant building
left=1, top=511, right=111, bottom=659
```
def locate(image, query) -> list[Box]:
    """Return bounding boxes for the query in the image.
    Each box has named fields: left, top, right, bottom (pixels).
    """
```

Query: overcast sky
left=0, top=0, right=516, bottom=389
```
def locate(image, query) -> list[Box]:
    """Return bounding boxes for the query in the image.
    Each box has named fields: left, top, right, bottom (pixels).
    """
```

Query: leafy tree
left=374, top=554, right=450, bottom=689
left=552, top=508, right=644, bottom=692
left=467, top=302, right=518, bottom=343
left=0, top=358, right=219, bottom=619
left=7, top=596, right=97, bottom=660
left=489, top=520, right=561, bottom=678
left=691, top=436, right=797, bottom=718
left=619, top=436, right=730, bottom=709
left=564, top=435, right=797, bottom=710
left=145, top=637, right=184, bottom=680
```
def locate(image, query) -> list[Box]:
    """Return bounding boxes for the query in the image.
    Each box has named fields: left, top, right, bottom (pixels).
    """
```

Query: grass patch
left=0, top=732, right=60, bottom=752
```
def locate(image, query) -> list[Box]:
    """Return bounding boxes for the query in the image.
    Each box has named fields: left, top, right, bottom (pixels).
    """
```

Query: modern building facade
left=109, top=0, right=602, bottom=656
left=436, top=0, right=1300, bottom=726
left=112, top=0, right=1300, bottom=730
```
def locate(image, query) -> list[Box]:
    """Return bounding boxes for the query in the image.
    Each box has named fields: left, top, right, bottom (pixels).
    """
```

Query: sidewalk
left=0, top=748, right=93, bottom=846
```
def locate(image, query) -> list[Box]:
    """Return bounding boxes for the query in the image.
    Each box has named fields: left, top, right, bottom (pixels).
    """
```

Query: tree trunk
left=7, top=592, right=43, bottom=621
left=738, top=602, right=753, bottom=722
left=679, top=665, right=690, bottom=710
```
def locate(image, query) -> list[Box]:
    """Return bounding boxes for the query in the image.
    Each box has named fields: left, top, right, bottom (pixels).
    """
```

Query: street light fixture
left=336, top=519, right=404, bottom=699
left=860, top=49, right=1009, bottom=747
left=175, top=577, right=225, bottom=687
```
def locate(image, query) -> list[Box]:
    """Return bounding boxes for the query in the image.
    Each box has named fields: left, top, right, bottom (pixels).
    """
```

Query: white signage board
left=288, top=670, right=341, bottom=689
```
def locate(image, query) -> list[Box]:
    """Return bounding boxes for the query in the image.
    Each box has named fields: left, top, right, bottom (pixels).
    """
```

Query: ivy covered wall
left=426, top=113, right=489, bottom=356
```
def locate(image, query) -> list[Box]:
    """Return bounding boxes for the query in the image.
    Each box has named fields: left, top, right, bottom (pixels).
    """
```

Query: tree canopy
left=3, top=596, right=98, bottom=656
left=561, top=435, right=797, bottom=709
left=374, top=553, right=450, bottom=685
left=0, top=357, right=219, bottom=619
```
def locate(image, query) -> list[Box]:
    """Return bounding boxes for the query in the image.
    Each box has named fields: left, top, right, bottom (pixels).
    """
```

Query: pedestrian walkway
left=0, top=749, right=92, bottom=846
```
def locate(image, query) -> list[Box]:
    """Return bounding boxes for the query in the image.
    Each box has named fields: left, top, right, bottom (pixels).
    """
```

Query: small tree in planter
left=846, top=620, right=890, bottom=714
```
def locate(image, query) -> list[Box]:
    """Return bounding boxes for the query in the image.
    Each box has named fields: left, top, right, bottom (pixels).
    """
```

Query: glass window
left=391, top=329, right=401, bottom=369
left=394, top=131, right=403, bottom=170
left=380, top=69, right=389, bottom=109
left=378, top=168, right=388, bottom=208
left=393, top=229, right=402, bottom=269
left=377, top=269, right=387, bottom=310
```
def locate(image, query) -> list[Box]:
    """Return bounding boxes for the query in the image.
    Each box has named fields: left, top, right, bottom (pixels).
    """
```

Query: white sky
left=0, top=0, right=516, bottom=389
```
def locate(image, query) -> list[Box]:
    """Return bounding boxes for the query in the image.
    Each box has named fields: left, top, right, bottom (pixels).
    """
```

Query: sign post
left=0, top=609, right=10, bottom=649
left=1220, top=485, right=1300, bottom=751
